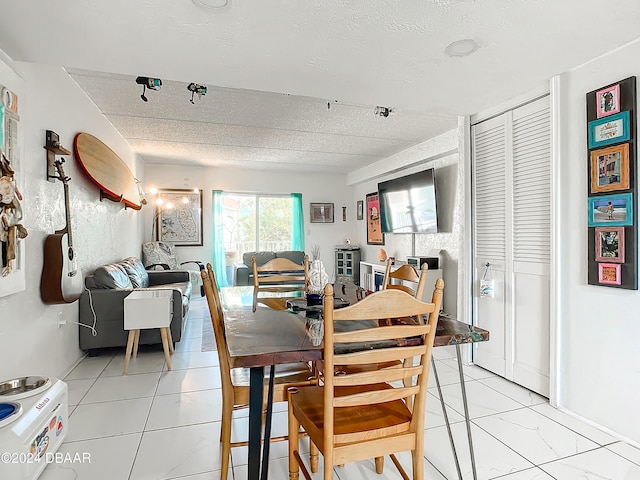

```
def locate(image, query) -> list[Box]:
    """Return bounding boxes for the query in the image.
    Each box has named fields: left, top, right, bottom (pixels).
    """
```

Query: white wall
left=0, top=58, right=143, bottom=381
left=558, top=38, right=640, bottom=444
left=348, top=128, right=463, bottom=315
left=143, top=164, right=354, bottom=280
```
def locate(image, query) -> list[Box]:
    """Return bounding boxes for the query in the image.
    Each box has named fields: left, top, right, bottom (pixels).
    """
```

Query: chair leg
left=412, top=449, right=424, bottom=480
left=375, top=456, right=384, bottom=474
left=220, top=400, right=233, bottom=480
left=310, top=441, right=319, bottom=473
left=288, top=401, right=300, bottom=480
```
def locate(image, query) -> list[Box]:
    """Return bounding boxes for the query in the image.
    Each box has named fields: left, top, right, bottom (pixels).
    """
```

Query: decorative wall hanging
left=0, top=82, right=26, bottom=297
left=309, top=203, right=334, bottom=223
left=356, top=200, right=364, bottom=220
left=365, top=192, right=384, bottom=245
left=155, top=189, right=203, bottom=246
left=586, top=76, right=637, bottom=289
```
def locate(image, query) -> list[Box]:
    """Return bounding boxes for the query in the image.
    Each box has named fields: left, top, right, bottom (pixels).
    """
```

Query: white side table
left=123, top=289, right=174, bottom=374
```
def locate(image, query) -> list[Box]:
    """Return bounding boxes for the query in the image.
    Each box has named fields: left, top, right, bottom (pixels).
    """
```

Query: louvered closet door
left=472, top=96, right=551, bottom=396
left=472, top=114, right=508, bottom=377
left=511, top=97, right=550, bottom=396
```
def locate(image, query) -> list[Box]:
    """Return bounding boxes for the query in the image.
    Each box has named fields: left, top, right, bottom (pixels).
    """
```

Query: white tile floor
left=42, top=296, right=640, bottom=479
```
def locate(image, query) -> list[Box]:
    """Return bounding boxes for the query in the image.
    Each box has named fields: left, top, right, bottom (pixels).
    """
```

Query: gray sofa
left=233, top=250, right=306, bottom=286
left=78, top=257, right=193, bottom=354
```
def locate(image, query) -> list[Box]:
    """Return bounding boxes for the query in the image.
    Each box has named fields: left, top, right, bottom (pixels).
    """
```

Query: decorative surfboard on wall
left=73, top=132, right=142, bottom=210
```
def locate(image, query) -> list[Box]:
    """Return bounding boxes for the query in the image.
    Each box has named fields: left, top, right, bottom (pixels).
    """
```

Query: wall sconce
left=136, top=76, right=162, bottom=102
left=187, top=83, right=207, bottom=104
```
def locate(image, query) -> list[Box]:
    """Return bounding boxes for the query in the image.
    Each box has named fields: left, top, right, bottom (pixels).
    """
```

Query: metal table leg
left=432, top=359, right=463, bottom=480
left=260, top=366, right=276, bottom=480
left=248, top=366, right=264, bottom=480
left=455, top=344, right=478, bottom=480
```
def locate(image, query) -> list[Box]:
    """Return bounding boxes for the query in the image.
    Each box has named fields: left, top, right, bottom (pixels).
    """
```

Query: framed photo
left=598, top=262, right=622, bottom=285
left=595, top=227, right=625, bottom=263
left=596, top=84, right=621, bottom=118
left=588, top=111, right=630, bottom=149
left=310, top=203, right=334, bottom=223
left=357, top=200, right=364, bottom=220
left=366, top=192, right=384, bottom=245
left=588, top=193, right=633, bottom=227
left=156, top=189, right=203, bottom=246
left=590, top=143, right=630, bottom=193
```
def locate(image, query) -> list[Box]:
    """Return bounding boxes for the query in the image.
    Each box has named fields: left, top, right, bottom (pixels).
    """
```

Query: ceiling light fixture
left=192, top=0, right=229, bottom=9
left=374, top=106, right=393, bottom=117
left=187, top=83, right=207, bottom=104
left=444, top=38, right=480, bottom=57
left=136, top=76, right=162, bottom=102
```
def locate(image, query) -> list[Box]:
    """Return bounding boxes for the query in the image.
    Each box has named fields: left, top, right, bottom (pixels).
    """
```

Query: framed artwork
left=598, top=263, right=622, bottom=285
left=357, top=200, right=364, bottom=220
left=587, top=111, right=630, bottom=149
left=596, top=83, right=620, bottom=118
left=156, top=189, right=203, bottom=246
left=310, top=203, right=334, bottom=223
left=588, top=193, right=633, bottom=227
left=595, top=227, right=625, bottom=263
left=589, top=143, right=630, bottom=193
left=366, top=192, right=384, bottom=245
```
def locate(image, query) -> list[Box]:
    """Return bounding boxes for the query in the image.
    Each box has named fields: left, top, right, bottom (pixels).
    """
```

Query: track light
left=187, top=83, right=207, bottom=103
left=136, top=76, right=162, bottom=102
left=374, top=106, right=392, bottom=117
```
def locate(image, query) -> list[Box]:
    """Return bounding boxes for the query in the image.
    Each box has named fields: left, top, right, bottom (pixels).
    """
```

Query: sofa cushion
left=93, top=264, right=133, bottom=289
left=121, top=257, right=150, bottom=288
left=242, top=251, right=276, bottom=267
left=276, top=250, right=305, bottom=264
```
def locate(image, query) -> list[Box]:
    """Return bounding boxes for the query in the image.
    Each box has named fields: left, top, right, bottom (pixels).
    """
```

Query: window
left=222, top=194, right=294, bottom=260
left=213, top=192, right=304, bottom=286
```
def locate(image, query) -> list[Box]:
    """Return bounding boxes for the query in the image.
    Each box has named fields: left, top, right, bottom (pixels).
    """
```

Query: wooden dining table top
left=220, top=285, right=489, bottom=369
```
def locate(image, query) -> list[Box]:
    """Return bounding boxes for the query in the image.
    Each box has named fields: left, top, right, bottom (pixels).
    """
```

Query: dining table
left=219, top=284, right=489, bottom=480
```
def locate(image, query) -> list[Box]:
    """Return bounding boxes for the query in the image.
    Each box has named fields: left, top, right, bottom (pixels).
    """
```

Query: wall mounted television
left=378, top=168, right=438, bottom=234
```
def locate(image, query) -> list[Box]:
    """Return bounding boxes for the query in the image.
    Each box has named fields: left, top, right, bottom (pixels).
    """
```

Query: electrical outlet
left=57, top=312, right=66, bottom=328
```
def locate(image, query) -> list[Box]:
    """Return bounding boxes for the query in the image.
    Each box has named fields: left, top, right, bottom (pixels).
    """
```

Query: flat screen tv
left=378, top=168, right=438, bottom=234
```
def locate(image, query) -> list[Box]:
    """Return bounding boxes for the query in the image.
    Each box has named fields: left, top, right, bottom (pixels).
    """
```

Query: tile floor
left=41, top=296, right=640, bottom=479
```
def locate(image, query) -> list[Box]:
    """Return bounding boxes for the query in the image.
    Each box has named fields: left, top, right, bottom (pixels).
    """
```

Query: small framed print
left=588, top=193, right=633, bottom=227
left=596, top=84, right=621, bottom=118
left=598, top=262, right=622, bottom=285
left=310, top=203, right=334, bottom=223
left=588, top=111, right=630, bottom=149
left=357, top=200, right=364, bottom=220
left=590, top=143, right=630, bottom=193
left=595, top=227, right=625, bottom=263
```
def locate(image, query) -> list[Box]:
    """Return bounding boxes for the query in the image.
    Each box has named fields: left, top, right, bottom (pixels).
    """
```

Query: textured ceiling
left=67, top=69, right=458, bottom=173
left=1, top=0, right=640, bottom=173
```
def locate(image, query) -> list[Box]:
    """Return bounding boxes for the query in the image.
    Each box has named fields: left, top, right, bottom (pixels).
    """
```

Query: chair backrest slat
left=381, top=259, right=429, bottom=299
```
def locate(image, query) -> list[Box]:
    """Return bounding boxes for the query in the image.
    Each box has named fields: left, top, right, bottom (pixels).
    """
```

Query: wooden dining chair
left=201, top=264, right=316, bottom=480
left=382, top=259, right=428, bottom=299
left=288, top=279, right=444, bottom=480
left=252, top=255, right=309, bottom=312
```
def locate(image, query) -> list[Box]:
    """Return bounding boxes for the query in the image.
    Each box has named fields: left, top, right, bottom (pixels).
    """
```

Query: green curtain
left=212, top=190, right=229, bottom=287
left=291, top=193, right=305, bottom=251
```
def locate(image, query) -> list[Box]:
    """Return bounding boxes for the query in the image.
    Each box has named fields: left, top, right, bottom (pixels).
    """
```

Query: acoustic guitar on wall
left=40, top=159, right=83, bottom=303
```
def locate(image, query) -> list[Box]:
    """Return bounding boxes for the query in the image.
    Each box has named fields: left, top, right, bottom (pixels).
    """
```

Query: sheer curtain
left=212, top=190, right=229, bottom=287
left=291, top=193, right=305, bottom=251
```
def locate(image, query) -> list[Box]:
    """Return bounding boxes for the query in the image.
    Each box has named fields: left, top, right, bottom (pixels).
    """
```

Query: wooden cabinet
left=335, top=248, right=360, bottom=285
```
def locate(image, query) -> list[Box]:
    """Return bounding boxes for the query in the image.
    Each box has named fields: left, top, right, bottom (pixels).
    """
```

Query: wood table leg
left=167, top=327, right=175, bottom=354
left=133, top=329, right=140, bottom=358
left=123, top=330, right=136, bottom=375
left=160, top=327, right=172, bottom=371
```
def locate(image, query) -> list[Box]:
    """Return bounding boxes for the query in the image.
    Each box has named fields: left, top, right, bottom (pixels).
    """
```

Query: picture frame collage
left=586, top=77, right=637, bottom=289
